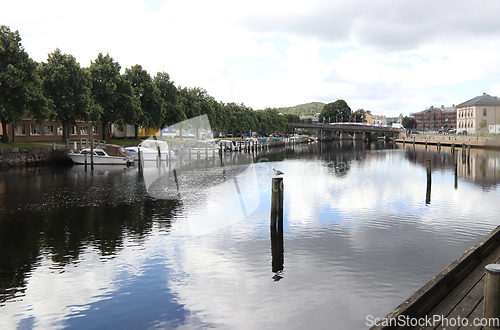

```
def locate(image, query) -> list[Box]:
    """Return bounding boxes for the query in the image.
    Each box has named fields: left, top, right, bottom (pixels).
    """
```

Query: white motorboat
left=124, top=140, right=176, bottom=161
left=68, top=147, right=134, bottom=166
left=180, top=140, right=219, bottom=154
left=218, top=140, right=237, bottom=151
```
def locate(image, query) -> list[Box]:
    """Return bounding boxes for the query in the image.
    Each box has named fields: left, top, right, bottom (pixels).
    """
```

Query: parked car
left=448, top=129, right=456, bottom=134
left=458, top=130, right=467, bottom=135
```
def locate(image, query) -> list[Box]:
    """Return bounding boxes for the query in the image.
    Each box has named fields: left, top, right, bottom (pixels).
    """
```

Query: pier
left=371, top=226, right=500, bottom=330
left=396, top=135, right=500, bottom=149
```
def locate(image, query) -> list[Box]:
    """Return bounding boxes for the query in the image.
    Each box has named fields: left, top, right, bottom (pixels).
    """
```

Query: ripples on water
left=0, top=142, right=499, bottom=329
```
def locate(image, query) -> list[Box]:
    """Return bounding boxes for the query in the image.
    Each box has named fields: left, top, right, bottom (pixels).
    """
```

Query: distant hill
left=275, top=102, right=325, bottom=116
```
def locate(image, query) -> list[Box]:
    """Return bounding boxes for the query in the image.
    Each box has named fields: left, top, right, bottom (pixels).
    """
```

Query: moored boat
left=68, top=147, right=134, bottom=166
left=124, top=139, right=176, bottom=161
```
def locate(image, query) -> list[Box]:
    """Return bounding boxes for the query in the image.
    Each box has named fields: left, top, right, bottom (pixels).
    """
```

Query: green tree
left=353, top=108, right=371, bottom=123
left=89, top=53, right=124, bottom=140
left=40, top=48, right=93, bottom=141
left=256, top=108, right=286, bottom=135
left=154, top=72, right=184, bottom=127
left=402, top=116, right=417, bottom=129
left=214, top=101, right=230, bottom=133
left=125, top=65, right=164, bottom=137
left=319, top=99, right=352, bottom=123
left=283, top=113, right=300, bottom=123
left=479, top=118, right=487, bottom=129
left=113, top=74, right=141, bottom=128
left=0, top=25, right=48, bottom=143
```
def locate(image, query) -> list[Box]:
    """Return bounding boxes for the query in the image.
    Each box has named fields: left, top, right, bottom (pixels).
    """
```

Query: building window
left=483, top=109, right=487, bottom=116
left=80, top=125, right=89, bottom=135
left=70, top=125, right=77, bottom=135
left=30, top=124, right=41, bottom=136
left=57, top=126, right=63, bottom=136
left=44, top=125, right=55, bottom=135
left=14, top=125, right=26, bottom=136
left=92, top=126, right=99, bottom=135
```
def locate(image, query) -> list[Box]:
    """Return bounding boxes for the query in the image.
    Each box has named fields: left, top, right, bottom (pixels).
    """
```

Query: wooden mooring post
left=270, top=177, right=284, bottom=281
left=271, top=177, right=284, bottom=229
left=484, top=264, right=500, bottom=329
left=138, top=150, right=142, bottom=172
left=426, top=159, right=432, bottom=204
left=454, top=152, right=458, bottom=189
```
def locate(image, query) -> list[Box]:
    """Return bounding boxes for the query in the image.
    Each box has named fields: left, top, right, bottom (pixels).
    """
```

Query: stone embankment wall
left=0, top=147, right=70, bottom=168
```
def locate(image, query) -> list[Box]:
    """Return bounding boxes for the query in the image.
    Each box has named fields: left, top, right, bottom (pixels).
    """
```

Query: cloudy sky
left=3, top=0, right=500, bottom=116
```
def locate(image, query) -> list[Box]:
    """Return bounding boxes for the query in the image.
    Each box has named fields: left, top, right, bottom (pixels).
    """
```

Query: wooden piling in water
left=173, top=169, right=180, bottom=197
left=426, top=159, right=431, bottom=204
left=271, top=177, right=284, bottom=229
left=138, top=150, right=142, bottom=172
left=454, top=152, right=458, bottom=189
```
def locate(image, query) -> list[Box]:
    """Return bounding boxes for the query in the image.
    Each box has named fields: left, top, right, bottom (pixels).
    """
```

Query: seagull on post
left=272, top=167, right=284, bottom=176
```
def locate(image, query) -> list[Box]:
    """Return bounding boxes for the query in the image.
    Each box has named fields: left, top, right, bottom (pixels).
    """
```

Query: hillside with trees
left=275, top=102, right=325, bottom=116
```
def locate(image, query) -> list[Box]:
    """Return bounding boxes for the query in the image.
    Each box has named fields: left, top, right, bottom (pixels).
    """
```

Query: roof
left=456, top=93, right=500, bottom=107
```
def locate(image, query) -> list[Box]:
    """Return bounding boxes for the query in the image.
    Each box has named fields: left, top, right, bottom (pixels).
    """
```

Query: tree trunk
left=62, top=121, right=68, bottom=142
left=102, top=122, right=107, bottom=141
left=1, top=122, right=9, bottom=143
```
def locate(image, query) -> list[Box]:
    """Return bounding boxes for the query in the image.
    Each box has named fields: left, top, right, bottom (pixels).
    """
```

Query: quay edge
left=396, top=134, right=500, bottom=149
left=0, top=147, right=70, bottom=168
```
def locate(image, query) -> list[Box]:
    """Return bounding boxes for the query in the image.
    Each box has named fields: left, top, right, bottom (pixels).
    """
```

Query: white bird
left=272, top=167, right=284, bottom=176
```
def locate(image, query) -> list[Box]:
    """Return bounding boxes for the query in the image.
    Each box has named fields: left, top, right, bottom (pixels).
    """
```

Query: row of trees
left=0, top=26, right=295, bottom=143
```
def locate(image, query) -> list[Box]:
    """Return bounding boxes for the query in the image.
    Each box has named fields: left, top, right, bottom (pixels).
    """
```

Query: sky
left=3, top=0, right=500, bottom=117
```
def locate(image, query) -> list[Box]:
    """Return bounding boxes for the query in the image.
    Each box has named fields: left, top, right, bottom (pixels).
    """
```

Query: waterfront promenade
left=396, top=134, right=500, bottom=149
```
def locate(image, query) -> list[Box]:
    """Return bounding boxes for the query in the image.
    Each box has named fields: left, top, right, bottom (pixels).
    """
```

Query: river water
left=1, top=141, right=500, bottom=329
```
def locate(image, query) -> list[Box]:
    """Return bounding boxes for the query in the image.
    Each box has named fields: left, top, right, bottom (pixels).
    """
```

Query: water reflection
left=0, top=167, right=181, bottom=308
left=1, top=141, right=500, bottom=329
left=404, top=144, right=500, bottom=190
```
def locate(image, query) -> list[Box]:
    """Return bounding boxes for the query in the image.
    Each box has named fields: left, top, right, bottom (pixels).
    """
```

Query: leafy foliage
left=125, top=65, right=164, bottom=131
left=352, top=108, right=371, bottom=122
left=2, top=25, right=364, bottom=140
left=402, top=116, right=417, bottom=129
left=319, top=100, right=352, bottom=123
left=275, top=102, right=325, bottom=116
left=154, top=72, right=184, bottom=127
left=40, top=48, right=93, bottom=140
left=0, top=25, right=48, bottom=142
left=90, top=53, right=139, bottom=139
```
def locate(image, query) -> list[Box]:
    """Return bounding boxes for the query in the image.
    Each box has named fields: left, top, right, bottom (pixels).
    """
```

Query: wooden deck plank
left=371, top=226, right=500, bottom=330
left=411, top=281, right=484, bottom=330
left=461, top=299, right=485, bottom=330
left=415, top=245, right=500, bottom=330
left=412, top=246, right=500, bottom=330
left=432, top=280, right=484, bottom=330
left=418, top=244, right=500, bottom=323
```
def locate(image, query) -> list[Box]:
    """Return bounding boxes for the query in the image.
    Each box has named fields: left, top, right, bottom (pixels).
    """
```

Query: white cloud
left=2, top=0, right=500, bottom=114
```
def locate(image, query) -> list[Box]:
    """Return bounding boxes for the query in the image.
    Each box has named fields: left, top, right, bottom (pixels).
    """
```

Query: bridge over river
left=288, top=122, right=405, bottom=140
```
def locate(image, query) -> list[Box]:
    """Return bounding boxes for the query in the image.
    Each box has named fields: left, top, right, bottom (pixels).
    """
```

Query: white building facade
left=456, top=93, right=500, bottom=134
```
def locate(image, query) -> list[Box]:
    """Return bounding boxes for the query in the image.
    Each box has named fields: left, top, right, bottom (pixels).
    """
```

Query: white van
left=392, top=123, right=404, bottom=129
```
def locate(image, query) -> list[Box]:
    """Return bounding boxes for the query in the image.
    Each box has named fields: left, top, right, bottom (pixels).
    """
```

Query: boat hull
left=124, top=147, right=176, bottom=161
left=69, top=154, right=133, bottom=165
